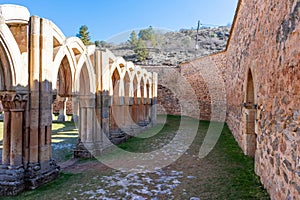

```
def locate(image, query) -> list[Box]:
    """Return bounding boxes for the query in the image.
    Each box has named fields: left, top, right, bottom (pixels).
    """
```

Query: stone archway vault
left=0, top=4, right=158, bottom=196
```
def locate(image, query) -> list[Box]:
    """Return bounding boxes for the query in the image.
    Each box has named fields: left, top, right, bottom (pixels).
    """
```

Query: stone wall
left=144, top=65, right=213, bottom=120
left=187, top=0, right=300, bottom=199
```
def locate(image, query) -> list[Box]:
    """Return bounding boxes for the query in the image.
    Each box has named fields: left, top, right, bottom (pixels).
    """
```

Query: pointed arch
left=124, top=71, right=130, bottom=98
left=74, top=55, right=96, bottom=95
left=0, top=22, right=27, bottom=89
left=246, top=69, right=254, bottom=106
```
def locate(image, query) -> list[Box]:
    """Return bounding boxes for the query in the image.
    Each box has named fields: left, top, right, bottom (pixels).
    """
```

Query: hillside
left=103, top=26, right=231, bottom=66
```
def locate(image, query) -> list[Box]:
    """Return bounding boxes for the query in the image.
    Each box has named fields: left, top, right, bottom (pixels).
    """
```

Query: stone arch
left=52, top=38, right=80, bottom=91
left=109, top=58, right=125, bottom=97
left=122, top=70, right=131, bottom=128
left=110, top=67, right=121, bottom=133
left=138, top=76, right=146, bottom=126
left=145, top=78, right=151, bottom=124
left=242, top=67, right=257, bottom=157
left=52, top=36, right=88, bottom=122
left=111, top=68, right=121, bottom=104
left=0, top=18, right=28, bottom=176
left=245, top=69, right=255, bottom=107
left=0, top=22, right=27, bottom=90
left=132, top=74, right=139, bottom=124
left=75, top=59, right=97, bottom=154
left=51, top=21, right=65, bottom=47
left=74, top=54, right=96, bottom=95
left=140, top=76, right=145, bottom=102
left=52, top=54, right=74, bottom=122
left=56, top=56, right=72, bottom=97
left=124, top=71, right=130, bottom=100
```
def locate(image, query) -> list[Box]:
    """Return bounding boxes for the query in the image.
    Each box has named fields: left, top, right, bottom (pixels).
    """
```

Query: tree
left=76, top=25, right=92, bottom=45
left=150, top=33, right=157, bottom=47
left=129, top=31, right=138, bottom=48
left=134, top=38, right=148, bottom=62
left=95, top=40, right=101, bottom=47
left=138, top=26, right=157, bottom=47
left=138, top=26, right=155, bottom=40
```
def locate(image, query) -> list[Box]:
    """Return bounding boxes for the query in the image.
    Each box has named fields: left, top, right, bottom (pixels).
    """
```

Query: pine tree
left=95, top=40, right=100, bottom=47
left=134, top=38, right=148, bottom=62
left=76, top=25, right=92, bottom=45
left=129, top=31, right=138, bottom=48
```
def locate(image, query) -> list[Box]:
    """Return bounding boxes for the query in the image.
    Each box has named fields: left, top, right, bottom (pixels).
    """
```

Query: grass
left=51, top=121, right=78, bottom=162
left=0, top=115, right=270, bottom=199
left=0, top=119, right=78, bottom=163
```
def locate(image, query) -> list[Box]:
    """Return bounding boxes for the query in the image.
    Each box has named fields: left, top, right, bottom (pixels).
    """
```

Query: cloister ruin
left=0, top=4, right=157, bottom=195
left=0, top=0, right=300, bottom=199
left=152, top=0, right=300, bottom=199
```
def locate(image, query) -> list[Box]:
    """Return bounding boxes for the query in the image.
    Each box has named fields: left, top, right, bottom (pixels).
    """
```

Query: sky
left=1, top=0, right=238, bottom=42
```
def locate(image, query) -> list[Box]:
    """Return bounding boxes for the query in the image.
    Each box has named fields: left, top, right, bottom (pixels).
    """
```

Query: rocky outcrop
left=108, top=27, right=230, bottom=66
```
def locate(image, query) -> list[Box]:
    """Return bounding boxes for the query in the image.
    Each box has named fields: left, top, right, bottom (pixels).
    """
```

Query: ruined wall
left=144, top=65, right=212, bottom=120
left=188, top=0, right=300, bottom=199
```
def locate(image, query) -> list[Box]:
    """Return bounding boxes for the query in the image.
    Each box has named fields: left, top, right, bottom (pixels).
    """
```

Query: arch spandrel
left=51, top=21, right=66, bottom=46
left=0, top=22, right=27, bottom=90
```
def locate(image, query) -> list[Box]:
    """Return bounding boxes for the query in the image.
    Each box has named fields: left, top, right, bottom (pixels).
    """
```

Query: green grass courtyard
left=0, top=115, right=269, bottom=199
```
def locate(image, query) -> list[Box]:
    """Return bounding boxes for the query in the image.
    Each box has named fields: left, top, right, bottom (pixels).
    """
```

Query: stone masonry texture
left=185, top=0, right=300, bottom=199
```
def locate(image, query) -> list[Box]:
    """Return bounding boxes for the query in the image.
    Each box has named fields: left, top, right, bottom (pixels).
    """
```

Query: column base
left=24, top=160, right=60, bottom=190
left=0, top=165, right=25, bottom=196
left=137, top=121, right=148, bottom=127
left=71, top=115, right=79, bottom=124
left=57, top=114, right=67, bottom=122
left=74, top=141, right=93, bottom=158
left=109, top=129, right=128, bottom=145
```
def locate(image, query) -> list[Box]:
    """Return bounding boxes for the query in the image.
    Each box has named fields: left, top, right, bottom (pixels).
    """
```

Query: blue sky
left=1, top=0, right=238, bottom=42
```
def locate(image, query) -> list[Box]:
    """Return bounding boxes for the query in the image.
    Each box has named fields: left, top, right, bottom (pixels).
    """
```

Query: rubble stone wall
left=187, top=0, right=300, bottom=199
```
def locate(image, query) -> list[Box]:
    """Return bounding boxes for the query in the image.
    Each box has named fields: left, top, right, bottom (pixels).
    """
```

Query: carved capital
left=0, top=91, right=28, bottom=111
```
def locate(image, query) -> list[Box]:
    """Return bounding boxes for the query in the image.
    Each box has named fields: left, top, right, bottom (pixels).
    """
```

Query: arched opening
left=51, top=55, right=77, bottom=163
left=0, top=51, right=12, bottom=166
left=246, top=70, right=254, bottom=107
left=243, top=69, right=256, bottom=157
left=138, top=78, right=145, bottom=126
left=132, top=75, right=138, bottom=125
left=73, top=61, right=98, bottom=158
left=145, top=80, right=150, bottom=125
left=123, top=72, right=131, bottom=128
left=0, top=37, right=27, bottom=172
left=110, top=68, right=121, bottom=134
left=73, top=58, right=98, bottom=158
left=52, top=56, right=72, bottom=122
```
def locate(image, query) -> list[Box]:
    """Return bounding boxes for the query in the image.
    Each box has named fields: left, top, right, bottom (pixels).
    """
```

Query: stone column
left=145, top=100, right=150, bottom=125
left=10, top=109, right=24, bottom=166
left=74, top=95, right=96, bottom=158
left=150, top=97, right=157, bottom=126
left=123, top=96, right=131, bottom=130
left=101, top=91, right=112, bottom=151
left=71, top=95, right=79, bottom=123
left=0, top=92, right=28, bottom=196
left=94, top=92, right=102, bottom=155
left=2, top=108, right=11, bottom=166
left=151, top=73, right=158, bottom=126
left=57, top=97, right=67, bottom=122
left=138, top=98, right=145, bottom=126
left=0, top=92, right=27, bottom=166
left=128, top=97, right=135, bottom=128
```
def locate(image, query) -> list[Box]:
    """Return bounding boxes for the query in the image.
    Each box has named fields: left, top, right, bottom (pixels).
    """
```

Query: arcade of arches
left=0, top=5, right=157, bottom=195
left=0, top=0, right=300, bottom=199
